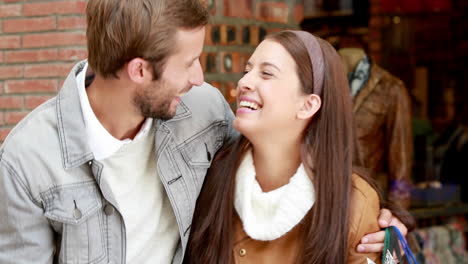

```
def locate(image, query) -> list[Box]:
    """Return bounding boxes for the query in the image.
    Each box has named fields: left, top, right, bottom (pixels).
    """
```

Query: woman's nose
left=238, top=72, right=254, bottom=92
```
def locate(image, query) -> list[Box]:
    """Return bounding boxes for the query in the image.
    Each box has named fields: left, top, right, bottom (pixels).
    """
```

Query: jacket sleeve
left=348, top=175, right=381, bottom=264
left=0, top=156, right=55, bottom=264
left=385, top=80, right=413, bottom=206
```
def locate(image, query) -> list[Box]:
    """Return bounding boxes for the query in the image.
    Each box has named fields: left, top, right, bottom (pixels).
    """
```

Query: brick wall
left=202, top=0, right=303, bottom=108
left=0, top=0, right=87, bottom=142
left=0, top=0, right=302, bottom=143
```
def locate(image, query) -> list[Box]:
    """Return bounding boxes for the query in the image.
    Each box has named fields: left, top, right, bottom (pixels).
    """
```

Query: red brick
left=0, top=128, right=12, bottom=142
left=24, top=63, right=74, bottom=78
left=58, top=47, right=87, bottom=61
left=5, top=79, right=58, bottom=94
left=204, top=24, right=214, bottom=45
left=232, top=53, right=248, bottom=73
left=224, top=0, right=253, bottom=18
left=256, top=2, right=289, bottom=23
left=5, top=49, right=58, bottom=63
left=3, top=0, right=27, bottom=3
left=200, top=52, right=208, bottom=72
left=0, top=66, right=23, bottom=80
left=0, top=112, right=4, bottom=126
left=0, top=52, right=3, bottom=63
left=4, top=111, right=28, bottom=125
left=266, top=28, right=283, bottom=34
left=58, top=16, right=86, bottom=30
left=213, top=82, right=226, bottom=97
left=0, top=35, right=21, bottom=49
left=219, top=24, right=227, bottom=45
left=23, top=1, right=87, bottom=16
left=24, top=95, right=53, bottom=109
left=0, top=82, right=4, bottom=93
left=219, top=24, right=238, bottom=45
left=59, top=79, right=66, bottom=88
left=249, top=25, right=260, bottom=46
left=0, top=4, right=22, bottom=18
left=224, top=82, right=237, bottom=104
left=0, top=96, right=23, bottom=110
left=22, top=32, right=87, bottom=48
left=209, top=81, right=222, bottom=90
left=4, top=17, right=56, bottom=33
left=293, top=4, right=304, bottom=23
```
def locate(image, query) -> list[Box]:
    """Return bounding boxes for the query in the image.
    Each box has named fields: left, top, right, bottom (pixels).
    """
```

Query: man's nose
left=190, top=60, right=204, bottom=86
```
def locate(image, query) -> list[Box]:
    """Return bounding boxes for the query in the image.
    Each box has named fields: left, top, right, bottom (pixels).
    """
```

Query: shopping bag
left=382, top=226, right=418, bottom=264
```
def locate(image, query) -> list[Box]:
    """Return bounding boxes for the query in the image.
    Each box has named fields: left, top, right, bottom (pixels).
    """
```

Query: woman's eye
left=262, top=71, right=273, bottom=76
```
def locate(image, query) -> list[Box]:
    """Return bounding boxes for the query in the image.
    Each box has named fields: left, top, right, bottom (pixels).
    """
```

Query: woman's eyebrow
left=260, top=62, right=281, bottom=72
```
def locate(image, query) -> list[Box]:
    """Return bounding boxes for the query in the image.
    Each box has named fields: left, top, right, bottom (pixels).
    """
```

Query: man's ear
left=127, top=58, right=152, bottom=84
left=297, top=94, right=321, bottom=120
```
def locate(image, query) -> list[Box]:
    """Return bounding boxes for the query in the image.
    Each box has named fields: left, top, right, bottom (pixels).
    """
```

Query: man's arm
left=0, top=157, right=55, bottom=264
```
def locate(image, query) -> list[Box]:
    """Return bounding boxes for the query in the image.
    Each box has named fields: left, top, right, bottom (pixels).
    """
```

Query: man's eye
left=188, top=59, right=199, bottom=67
left=262, top=71, right=273, bottom=76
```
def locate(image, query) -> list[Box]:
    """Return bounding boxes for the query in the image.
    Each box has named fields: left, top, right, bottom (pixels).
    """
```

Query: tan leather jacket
left=353, top=64, right=413, bottom=206
left=232, top=174, right=381, bottom=264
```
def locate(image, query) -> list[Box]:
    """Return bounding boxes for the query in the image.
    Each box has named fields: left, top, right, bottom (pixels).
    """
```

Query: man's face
left=133, top=26, right=205, bottom=120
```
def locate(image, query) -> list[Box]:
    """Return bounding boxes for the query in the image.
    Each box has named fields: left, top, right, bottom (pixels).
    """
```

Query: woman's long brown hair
left=185, top=31, right=356, bottom=264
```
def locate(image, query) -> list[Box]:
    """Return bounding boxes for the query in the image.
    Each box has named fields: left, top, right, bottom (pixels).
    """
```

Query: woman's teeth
left=239, top=100, right=260, bottom=110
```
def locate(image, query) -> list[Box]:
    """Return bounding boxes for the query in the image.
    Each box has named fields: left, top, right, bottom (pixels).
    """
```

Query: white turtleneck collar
left=234, top=150, right=315, bottom=241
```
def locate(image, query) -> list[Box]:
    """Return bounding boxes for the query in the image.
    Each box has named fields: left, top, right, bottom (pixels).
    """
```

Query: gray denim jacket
left=0, top=61, right=238, bottom=264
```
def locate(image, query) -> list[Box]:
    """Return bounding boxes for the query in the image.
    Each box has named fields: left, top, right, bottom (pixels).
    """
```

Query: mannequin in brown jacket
left=339, top=48, right=413, bottom=208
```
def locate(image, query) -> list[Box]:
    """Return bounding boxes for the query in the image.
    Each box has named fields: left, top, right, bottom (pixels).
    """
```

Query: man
left=0, top=0, right=407, bottom=263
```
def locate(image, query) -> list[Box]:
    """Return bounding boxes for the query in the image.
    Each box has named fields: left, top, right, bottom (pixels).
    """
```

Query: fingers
left=357, top=243, right=384, bottom=253
left=378, top=208, right=408, bottom=237
left=378, top=208, right=392, bottom=228
left=357, top=208, right=410, bottom=253
left=361, top=230, right=385, bottom=244
left=389, top=216, right=408, bottom=237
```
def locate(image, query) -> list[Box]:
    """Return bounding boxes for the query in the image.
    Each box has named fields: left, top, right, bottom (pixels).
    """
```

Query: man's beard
left=133, top=82, right=176, bottom=120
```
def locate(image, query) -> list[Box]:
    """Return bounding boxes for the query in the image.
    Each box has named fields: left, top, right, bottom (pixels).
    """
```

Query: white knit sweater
left=100, top=126, right=179, bottom=264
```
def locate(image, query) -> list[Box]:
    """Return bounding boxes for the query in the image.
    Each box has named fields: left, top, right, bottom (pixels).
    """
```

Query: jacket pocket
left=180, top=123, right=224, bottom=185
left=42, top=182, right=107, bottom=264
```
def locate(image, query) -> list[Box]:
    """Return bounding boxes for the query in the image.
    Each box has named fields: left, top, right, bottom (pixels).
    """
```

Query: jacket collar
left=56, top=61, right=93, bottom=169
left=165, top=98, right=191, bottom=123
left=56, top=60, right=192, bottom=169
left=353, top=64, right=385, bottom=113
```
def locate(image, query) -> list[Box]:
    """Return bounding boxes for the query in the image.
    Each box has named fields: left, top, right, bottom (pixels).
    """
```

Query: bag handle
left=382, top=226, right=418, bottom=264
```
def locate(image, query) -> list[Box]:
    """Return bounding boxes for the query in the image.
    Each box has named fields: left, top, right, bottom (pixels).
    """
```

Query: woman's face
left=233, top=39, right=309, bottom=139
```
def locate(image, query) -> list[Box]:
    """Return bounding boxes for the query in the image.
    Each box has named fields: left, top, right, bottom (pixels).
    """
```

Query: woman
left=186, top=30, right=392, bottom=263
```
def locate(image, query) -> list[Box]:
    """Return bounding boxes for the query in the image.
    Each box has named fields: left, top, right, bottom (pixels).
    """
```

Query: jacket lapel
left=353, top=64, right=384, bottom=113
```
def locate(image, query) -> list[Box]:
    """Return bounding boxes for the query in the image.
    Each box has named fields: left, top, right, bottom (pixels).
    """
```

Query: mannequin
left=338, top=48, right=365, bottom=74
left=339, top=48, right=413, bottom=208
